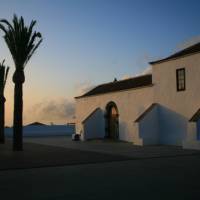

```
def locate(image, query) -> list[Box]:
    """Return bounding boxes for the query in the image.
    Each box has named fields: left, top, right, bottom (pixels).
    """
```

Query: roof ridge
left=150, top=42, right=200, bottom=65
left=96, top=73, right=152, bottom=87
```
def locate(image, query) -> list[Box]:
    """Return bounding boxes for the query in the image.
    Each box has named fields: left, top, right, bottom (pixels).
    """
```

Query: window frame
left=176, top=68, right=186, bottom=92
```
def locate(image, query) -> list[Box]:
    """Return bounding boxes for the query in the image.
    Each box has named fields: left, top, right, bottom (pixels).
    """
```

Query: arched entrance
left=105, top=102, right=119, bottom=139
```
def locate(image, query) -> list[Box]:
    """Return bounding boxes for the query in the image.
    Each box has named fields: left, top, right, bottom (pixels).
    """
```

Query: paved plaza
left=25, top=136, right=199, bottom=158
left=0, top=136, right=199, bottom=200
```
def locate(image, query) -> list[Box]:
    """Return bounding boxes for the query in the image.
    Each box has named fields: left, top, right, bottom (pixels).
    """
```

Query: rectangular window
left=176, top=68, right=186, bottom=91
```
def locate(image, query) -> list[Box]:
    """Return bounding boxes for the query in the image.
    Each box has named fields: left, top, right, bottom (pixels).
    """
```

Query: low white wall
left=138, top=105, right=159, bottom=145
left=5, top=125, right=75, bottom=137
left=183, top=122, right=200, bottom=150
left=197, top=119, right=200, bottom=140
left=83, top=108, right=105, bottom=140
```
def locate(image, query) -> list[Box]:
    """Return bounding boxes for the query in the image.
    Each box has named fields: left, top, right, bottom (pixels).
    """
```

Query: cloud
left=26, top=81, right=96, bottom=124
left=26, top=98, right=75, bottom=124
left=140, top=66, right=152, bottom=75
left=121, top=66, right=152, bottom=80
left=121, top=74, right=131, bottom=80
left=74, top=81, right=95, bottom=96
left=133, top=66, right=152, bottom=77
left=176, top=35, right=200, bottom=51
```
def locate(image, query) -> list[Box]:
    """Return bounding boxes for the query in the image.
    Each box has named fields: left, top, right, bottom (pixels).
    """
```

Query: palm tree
left=0, top=15, right=42, bottom=151
left=0, top=60, right=9, bottom=144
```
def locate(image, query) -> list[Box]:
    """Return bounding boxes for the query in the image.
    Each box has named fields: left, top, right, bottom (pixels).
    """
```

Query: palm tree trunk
left=0, top=96, right=5, bottom=144
left=13, top=70, right=24, bottom=151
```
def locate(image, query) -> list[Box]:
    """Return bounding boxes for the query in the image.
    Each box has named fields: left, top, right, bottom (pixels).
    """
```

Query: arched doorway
left=105, top=102, right=119, bottom=139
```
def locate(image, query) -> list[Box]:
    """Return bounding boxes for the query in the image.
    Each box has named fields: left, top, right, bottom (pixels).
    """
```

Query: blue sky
left=0, top=0, right=200, bottom=125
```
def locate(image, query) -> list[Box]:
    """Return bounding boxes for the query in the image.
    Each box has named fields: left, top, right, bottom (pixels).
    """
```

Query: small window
left=176, top=68, right=186, bottom=91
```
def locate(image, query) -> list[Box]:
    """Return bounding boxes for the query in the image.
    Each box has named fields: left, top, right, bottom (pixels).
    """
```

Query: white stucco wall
left=75, top=86, right=154, bottom=143
left=152, top=53, right=200, bottom=118
left=152, top=52, right=200, bottom=148
left=158, top=105, right=187, bottom=145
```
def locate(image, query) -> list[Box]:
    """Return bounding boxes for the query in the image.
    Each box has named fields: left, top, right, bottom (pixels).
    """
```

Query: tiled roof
left=150, top=42, right=200, bottom=65
left=75, top=74, right=152, bottom=99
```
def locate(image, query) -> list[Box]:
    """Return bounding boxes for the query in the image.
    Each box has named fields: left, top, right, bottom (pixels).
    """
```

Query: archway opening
left=105, top=102, right=119, bottom=140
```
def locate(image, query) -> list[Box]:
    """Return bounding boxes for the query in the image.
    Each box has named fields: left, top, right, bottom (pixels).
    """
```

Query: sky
left=0, top=0, right=200, bottom=126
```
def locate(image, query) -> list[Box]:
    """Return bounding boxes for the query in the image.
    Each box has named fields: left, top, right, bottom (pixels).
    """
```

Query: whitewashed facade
left=75, top=43, right=200, bottom=150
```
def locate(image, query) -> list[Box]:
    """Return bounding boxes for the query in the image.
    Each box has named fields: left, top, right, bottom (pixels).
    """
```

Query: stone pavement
left=2, top=136, right=199, bottom=171
left=0, top=140, right=130, bottom=170
left=25, top=136, right=200, bottom=159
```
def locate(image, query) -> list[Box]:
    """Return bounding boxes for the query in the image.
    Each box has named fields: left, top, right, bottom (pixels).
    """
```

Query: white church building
left=75, top=42, right=200, bottom=150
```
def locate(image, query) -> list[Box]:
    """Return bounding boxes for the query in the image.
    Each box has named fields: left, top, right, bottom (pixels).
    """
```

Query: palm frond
left=0, top=60, right=9, bottom=92
left=0, top=24, right=8, bottom=34
left=1, top=60, right=5, bottom=66
left=0, top=19, right=14, bottom=32
left=0, top=64, right=5, bottom=88
left=3, top=67, right=9, bottom=88
left=0, top=14, right=43, bottom=69
left=25, top=38, right=43, bottom=67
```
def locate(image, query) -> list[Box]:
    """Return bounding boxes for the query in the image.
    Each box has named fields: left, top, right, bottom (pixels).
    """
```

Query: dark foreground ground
left=0, top=137, right=200, bottom=200
left=0, top=140, right=130, bottom=170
